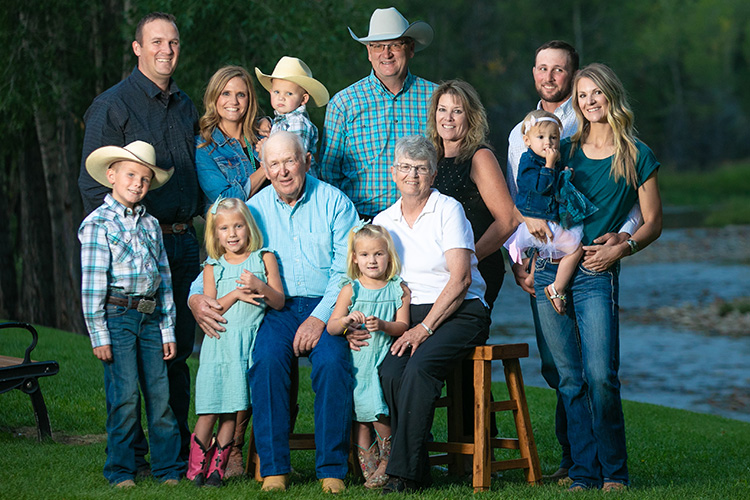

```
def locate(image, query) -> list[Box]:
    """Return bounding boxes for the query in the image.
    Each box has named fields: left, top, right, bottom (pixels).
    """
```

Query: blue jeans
left=248, top=297, right=353, bottom=479
left=529, top=294, right=573, bottom=470
left=534, top=258, right=628, bottom=487
left=102, top=304, right=184, bottom=484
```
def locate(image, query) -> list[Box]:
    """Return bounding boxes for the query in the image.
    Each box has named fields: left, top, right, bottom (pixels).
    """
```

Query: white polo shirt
left=374, top=190, right=487, bottom=306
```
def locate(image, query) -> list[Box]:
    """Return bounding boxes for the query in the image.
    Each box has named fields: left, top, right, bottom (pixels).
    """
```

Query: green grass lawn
left=1, top=323, right=749, bottom=499
left=659, top=160, right=750, bottom=226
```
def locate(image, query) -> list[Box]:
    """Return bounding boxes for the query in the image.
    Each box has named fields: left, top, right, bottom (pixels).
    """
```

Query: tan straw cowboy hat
left=348, top=7, right=433, bottom=52
left=255, top=56, right=330, bottom=107
left=85, top=140, right=174, bottom=189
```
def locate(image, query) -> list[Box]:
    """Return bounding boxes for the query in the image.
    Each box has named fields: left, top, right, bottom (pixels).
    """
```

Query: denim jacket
left=515, top=149, right=560, bottom=221
left=195, top=128, right=259, bottom=206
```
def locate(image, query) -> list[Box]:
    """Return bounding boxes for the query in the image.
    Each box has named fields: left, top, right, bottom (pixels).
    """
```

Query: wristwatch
left=626, top=238, right=639, bottom=255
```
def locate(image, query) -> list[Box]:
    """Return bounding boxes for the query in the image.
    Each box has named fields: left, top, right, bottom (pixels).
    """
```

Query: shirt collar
left=385, top=188, right=439, bottom=224
left=274, top=104, right=307, bottom=119
left=367, top=70, right=415, bottom=98
left=536, top=95, right=574, bottom=117
left=131, top=66, right=181, bottom=100
left=104, top=193, right=146, bottom=217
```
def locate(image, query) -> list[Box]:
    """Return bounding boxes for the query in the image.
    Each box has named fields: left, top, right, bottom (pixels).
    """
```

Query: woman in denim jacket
left=505, top=110, right=597, bottom=314
left=196, top=66, right=268, bottom=206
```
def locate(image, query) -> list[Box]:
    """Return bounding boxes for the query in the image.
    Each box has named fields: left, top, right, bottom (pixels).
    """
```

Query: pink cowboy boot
left=205, top=438, right=234, bottom=487
left=186, top=434, right=214, bottom=487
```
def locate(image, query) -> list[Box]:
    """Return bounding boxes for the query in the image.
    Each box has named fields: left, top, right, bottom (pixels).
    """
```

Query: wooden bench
left=428, top=343, right=542, bottom=492
left=0, top=322, right=60, bottom=440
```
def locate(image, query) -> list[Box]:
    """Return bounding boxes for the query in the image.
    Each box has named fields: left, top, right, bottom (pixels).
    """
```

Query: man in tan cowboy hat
left=256, top=56, right=329, bottom=169
left=77, top=11, right=201, bottom=469
left=79, top=140, right=184, bottom=488
left=319, top=7, right=437, bottom=219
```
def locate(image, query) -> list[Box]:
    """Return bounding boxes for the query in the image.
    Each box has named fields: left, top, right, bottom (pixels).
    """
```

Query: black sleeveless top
left=433, top=147, right=495, bottom=243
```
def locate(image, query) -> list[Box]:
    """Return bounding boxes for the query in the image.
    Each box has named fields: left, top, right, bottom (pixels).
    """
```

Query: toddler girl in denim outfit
left=505, top=110, right=597, bottom=314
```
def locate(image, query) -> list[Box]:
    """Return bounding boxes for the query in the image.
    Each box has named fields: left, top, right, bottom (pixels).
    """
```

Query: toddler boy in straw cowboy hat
left=255, top=56, right=330, bottom=169
left=79, top=140, right=185, bottom=488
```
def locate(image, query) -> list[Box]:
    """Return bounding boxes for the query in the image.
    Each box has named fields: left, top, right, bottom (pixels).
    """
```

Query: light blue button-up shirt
left=189, top=174, right=358, bottom=323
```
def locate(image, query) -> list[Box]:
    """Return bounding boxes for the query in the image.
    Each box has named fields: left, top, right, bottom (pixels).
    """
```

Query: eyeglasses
left=394, top=163, right=431, bottom=176
left=368, top=40, right=408, bottom=53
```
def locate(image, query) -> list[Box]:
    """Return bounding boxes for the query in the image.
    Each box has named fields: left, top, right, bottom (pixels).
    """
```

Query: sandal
left=544, top=284, right=567, bottom=315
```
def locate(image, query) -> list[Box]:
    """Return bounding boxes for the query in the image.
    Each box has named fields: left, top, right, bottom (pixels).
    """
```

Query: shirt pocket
left=214, top=155, right=247, bottom=182
left=106, top=230, right=134, bottom=264
left=305, top=231, right=333, bottom=270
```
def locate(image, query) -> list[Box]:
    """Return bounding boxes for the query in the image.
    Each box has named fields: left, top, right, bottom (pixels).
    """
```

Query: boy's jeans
left=102, top=303, right=184, bottom=484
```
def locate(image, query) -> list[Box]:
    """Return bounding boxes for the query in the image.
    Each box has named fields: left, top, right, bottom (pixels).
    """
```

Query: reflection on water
left=490, top=252, right=750, bottom=423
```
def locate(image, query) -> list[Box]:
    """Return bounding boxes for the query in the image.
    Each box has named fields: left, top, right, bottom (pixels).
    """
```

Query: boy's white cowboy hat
left=255, top=56, right=330, bottom=107
left=348, top=7, right=433, bottom=52
left=86, top=140, right=174, bottom=189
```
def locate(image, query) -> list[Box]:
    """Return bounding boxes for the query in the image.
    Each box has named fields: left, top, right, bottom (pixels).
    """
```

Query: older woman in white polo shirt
left=372, top=135, right=490, bottom=493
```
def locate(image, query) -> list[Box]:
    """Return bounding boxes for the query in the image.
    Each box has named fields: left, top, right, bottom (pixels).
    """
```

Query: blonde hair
left=571, top=63, right=639, bottom=188
left=346, top=224, right=401, bottom=281
left=198, top=66, right=260, bottom=151
left=427, top=79, right=490, bottom=163
left=521, top=109, right=563, bottom=137
left=204, top=198, right=263, bottom=259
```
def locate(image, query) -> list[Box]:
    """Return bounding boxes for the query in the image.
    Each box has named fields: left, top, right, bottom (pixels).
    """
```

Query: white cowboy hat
left=255, top=56, right=330, bottom=107
left=348, top=7, right=433, bottom=52
left=85, top=140, right=174, bottom=189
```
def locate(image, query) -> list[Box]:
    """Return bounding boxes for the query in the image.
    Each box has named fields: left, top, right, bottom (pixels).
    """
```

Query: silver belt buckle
left=137, top=297, right=156, bottom=314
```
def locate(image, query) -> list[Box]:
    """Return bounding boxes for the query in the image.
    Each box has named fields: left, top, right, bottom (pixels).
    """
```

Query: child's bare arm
left=259, top=252, right=285, bottom=310
left=364, top=283, right=411, bottom=336
left=327, top=284, right=357, bottom=335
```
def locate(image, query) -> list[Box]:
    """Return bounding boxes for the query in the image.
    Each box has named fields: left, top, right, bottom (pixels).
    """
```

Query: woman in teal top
left=533, top=63, right=662, bottom=492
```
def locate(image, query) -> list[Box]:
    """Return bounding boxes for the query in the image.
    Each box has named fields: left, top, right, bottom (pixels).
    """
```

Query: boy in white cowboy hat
left=78, top=140, right=185, bottom=488
left=255, top=56, right=329, bottom=168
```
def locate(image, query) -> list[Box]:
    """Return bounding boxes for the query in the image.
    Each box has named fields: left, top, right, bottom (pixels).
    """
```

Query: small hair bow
left=352, top=219, right=368, bottom=233
left=210, top=195, right=225, bottom=215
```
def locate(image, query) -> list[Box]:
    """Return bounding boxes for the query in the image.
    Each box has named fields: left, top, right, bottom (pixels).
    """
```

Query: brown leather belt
left=107, top=295, right=157, bottom=314
left=160, top=220, right=193, bottom=235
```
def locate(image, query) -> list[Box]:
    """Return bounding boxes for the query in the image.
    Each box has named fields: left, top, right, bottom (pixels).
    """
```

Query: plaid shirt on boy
left=318, top=71, right=437, bottom=216
left=79, top=194, right=176, bottom=348
left=272, top=104, right=320, bottom=170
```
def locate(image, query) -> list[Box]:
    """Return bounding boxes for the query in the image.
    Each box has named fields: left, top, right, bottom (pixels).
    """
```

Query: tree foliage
left=1, top=0, right=748, bottom=329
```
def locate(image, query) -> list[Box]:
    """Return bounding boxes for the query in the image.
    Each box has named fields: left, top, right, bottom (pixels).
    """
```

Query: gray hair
left=260, top=130, right=305, bottom=164
left=394, top=135, right=437, bottom=175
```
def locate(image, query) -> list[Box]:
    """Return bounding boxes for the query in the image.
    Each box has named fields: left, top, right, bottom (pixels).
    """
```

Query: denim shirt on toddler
left=515, top=148, right=598, bottom=228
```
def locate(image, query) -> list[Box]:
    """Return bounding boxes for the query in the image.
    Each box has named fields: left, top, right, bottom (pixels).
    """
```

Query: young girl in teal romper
left=187, top=197, right=285, bottom=487
left=327, top=223, right=410, bottom=489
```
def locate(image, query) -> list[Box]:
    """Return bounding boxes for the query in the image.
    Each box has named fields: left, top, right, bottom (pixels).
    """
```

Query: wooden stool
left=427, top=343, right=542, bottom=492
left=245, top=357, right=358, bottom=480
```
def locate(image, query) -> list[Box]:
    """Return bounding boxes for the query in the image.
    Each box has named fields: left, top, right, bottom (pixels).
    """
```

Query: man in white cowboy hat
left=319, top=7, right=437, bottom=219
left=77, top=12, right=201, bottom=466
left=256, top=56, right=329, bottom=170
left=79, top=140, right=184, bottom=488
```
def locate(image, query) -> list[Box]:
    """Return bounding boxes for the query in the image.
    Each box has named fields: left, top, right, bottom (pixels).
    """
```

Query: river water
left=489, top=227, right=750, bottom=423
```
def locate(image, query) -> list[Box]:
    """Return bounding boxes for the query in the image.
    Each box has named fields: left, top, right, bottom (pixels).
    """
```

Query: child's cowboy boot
left=186, top=434, right=214, bottom=487
left=364, top=432, right=391, bottom=489
left=225, top=411, right=250, bottom=478
left=356, top=441, right=379, bottom=482
left=205, top=439, right=234, bottom=487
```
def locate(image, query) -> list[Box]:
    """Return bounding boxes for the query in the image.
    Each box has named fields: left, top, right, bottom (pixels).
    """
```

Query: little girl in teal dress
left=187, top=197, right=285, bottom=487
left=327, top=223, right=410, bottom=489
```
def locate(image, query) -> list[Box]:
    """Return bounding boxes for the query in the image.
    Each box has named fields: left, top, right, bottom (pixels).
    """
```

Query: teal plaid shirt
left=272, top=104, right=319, bottom=170
left=78, top=194, right=176, bottom=348
left=318, top=71, right=437, bottom=215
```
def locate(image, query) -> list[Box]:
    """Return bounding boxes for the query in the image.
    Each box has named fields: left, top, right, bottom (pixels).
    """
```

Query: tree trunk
left=33, top=107, right=85, bottom=334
